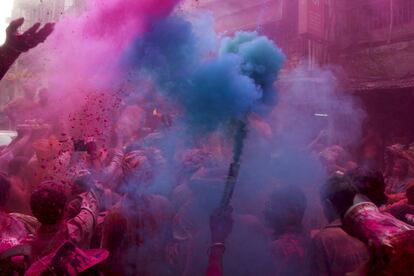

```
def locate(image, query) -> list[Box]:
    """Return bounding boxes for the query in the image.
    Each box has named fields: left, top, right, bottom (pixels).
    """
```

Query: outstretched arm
left=206, top=207, right=233, bottom=276
left=0, top=18, right=54, bottom=80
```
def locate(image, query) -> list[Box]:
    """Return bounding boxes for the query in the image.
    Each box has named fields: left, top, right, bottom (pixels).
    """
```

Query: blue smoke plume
left=184, top=56, right=260, bottom=131
left=123, top=14, right=285, bottom=133
left=220, top=31, right=285, bottom=113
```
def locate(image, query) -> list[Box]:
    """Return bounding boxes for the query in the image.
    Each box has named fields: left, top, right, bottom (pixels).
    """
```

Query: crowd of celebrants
left=0, top=19, right=414, bottom=276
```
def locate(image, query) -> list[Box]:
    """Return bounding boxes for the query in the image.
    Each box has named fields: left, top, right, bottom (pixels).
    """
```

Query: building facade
left=12, top=0, right=66, bottom=26
left=181, top=0, right=327, bottom=69
left=334, top=0, right=414, bottom=138
left=183, top=0, right=414, bottom=139
left=182, top=0, right=414, bottom=85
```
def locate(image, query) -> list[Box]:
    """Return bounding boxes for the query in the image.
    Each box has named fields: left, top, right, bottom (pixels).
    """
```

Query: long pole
left=220, top=120, right=248, bottom=210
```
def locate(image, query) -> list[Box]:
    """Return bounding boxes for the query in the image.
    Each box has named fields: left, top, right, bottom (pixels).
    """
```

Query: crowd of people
left=1, top=19, right=414, bottom=276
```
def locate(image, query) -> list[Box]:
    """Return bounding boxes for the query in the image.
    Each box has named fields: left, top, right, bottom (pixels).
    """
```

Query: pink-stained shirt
left=0, top=211, right=38, bottom=254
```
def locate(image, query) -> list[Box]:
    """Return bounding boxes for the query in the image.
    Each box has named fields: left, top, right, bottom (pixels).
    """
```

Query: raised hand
left=5, top=18, right=54, bottom=52
left=207, top=207, right=233, bottom=276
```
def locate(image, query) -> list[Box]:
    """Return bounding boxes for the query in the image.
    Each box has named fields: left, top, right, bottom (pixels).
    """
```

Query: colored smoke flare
left=218, top=32, right=285, bottom=209
left=220, top=119, right=248, bottom=210
left=123, top=16, right=285, bottom=209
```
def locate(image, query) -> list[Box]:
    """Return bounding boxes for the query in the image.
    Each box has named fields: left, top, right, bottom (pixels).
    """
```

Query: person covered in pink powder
left=0, top=173, right=38, bottom=274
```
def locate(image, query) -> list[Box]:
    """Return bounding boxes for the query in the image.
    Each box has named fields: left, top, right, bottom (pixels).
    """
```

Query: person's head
left=22, top=81, right=37, bottom=100
left=392, top=158, right=409, bottom=179
left=0, top=173, right=11, bottom=209
left=362, top=143, right=379, bottom=160
left=406, top=181, right=414, bottom=205
left=32, top=136, right=60, bottom=161
left=38, top=88, right=49, bottom=105
left=122, top=151, right=153, bottom=188
left=8, top=156, right=29, bottom=177
left=347, top=168, right=387, bottom=207
left=30, top=182, right=67, bottom=226
left=320, top=175, right=357, bottom=222
left=320, top=145, right=347, bottom=165
left=264, top=185, right=307, bottom=235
